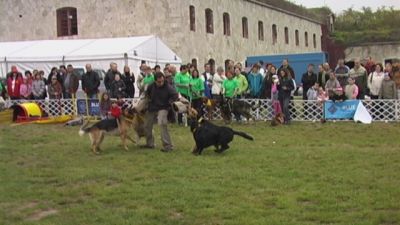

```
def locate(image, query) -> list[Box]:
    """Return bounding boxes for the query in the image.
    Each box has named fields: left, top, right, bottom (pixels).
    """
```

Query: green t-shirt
left=143, top=74, right=155, bottom=85
left=223, top=78, right=238, bottom=98
left=235, top=74, right=248, bottom=95
left=189, top=77, right=204, bottom=99
left=174, top=72, right=191, bottom=96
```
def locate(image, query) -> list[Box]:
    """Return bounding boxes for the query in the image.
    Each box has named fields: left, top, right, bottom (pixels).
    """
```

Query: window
left=242, top=17, right=248, bottom=39
left=272, top=24, right=277, bottom=44
left=305, top=32, right=309, bottom=47
left=56, top=7, right=78, bottom=37
left=313, top=33, right=317, bottom=48
left=258, top=21, right=264, bottom=41
left=284, top=27, right=289, bottom=44
left=205, top=8, right=213, bottom=34
left=295, top=30, right=299, bottom=46
left=191, top=58, right=198, bottom=69
left=223, top=13, right=230, bottom=36
left=189, top=6, right=195, bottom=31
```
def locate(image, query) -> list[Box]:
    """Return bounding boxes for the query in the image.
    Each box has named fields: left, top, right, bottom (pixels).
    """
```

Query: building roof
left=247, top=0, right=325, bottom=24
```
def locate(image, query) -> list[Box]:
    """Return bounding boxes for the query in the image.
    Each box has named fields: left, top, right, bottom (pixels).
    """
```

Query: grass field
left=0, top=121, right=400, bottom=225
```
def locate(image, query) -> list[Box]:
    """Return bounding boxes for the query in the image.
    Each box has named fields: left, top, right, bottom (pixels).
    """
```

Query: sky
left=290, top=0, right=400, bottom=13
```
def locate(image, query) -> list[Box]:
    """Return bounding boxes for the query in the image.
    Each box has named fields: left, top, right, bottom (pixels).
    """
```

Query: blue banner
left=324, top=100, right=359, bottom=119
left=76, top=99, right=100, bottom=116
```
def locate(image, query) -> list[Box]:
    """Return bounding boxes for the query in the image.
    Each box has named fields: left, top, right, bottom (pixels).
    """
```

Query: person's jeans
left=279, top=96, right=291, bottom=122
left=144, top=110, right=173, bottom=150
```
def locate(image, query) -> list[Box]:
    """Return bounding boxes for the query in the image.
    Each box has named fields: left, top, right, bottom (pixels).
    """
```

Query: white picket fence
left=4, top=98, right=400, bottom=122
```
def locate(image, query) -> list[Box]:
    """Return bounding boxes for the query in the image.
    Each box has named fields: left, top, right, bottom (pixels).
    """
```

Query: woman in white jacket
left=211, top=66, right=226, bottom=100
left=367, top=63, right=384, bottom=99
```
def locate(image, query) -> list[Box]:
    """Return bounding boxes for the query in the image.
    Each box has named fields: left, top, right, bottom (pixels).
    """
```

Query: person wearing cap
left=7, top=66, right=23, bottom=100
left=144, top=72, right=178, bottom=152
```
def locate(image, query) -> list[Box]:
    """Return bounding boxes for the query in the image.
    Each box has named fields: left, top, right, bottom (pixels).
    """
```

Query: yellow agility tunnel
left=11, top=102, right=43, bottom=122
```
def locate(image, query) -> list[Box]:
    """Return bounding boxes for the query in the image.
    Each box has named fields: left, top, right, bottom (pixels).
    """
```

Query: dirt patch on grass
left=13, top=201, right=38, bottom=213
left=26, top=208, right=58, bottom=221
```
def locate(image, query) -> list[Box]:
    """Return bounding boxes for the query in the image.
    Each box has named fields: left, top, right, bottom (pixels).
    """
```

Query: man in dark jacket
left=82, top=64, right=100, bottom=99
left=144, top=72, right=178, bottom=152
left=301, top=64, right=317, bottom=100
left=62, top=65, right=79, bottom=98
left=104, top=62, right=121, bottom=91
left=278, top=58, right=296, bottom=80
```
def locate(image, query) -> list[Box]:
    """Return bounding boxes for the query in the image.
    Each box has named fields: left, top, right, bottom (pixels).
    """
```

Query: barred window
left=313, top=33, right=317, bottom=48
left=295, top=30, right=299, bottom=46
left=242, top=17, right=248, bottom=38
left=56, top=7, right=78, bottom=37
left=258, top=21, right=264, bottom=41
left=284, top=27, right=289, bottom=44
left=305, top=31, right=309, bottom=47
left=272, top=24, right=277, bottom=44
left=223, top=13, right=230, bottom=36
left=205, top=8, right=213, bottom=34
left=189, top=6, right=195, bottom=31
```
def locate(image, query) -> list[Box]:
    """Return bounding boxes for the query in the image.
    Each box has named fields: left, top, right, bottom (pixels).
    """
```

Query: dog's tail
left=233, top=130, right=254, bottom=141
left=78, top=120, right=90, bottom=136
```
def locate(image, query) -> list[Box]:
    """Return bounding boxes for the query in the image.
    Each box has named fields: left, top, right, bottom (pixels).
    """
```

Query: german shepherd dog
left=188, top=108, right=254, bottom=155
left=219, top=96, right=258, bottom=123
left=79, top=106, right=137, bottom=154
left=270, top=112, right=285, bottom=126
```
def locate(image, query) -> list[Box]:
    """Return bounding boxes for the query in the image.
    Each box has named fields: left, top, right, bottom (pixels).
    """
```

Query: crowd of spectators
left=1, top=57, right=399, bottom=123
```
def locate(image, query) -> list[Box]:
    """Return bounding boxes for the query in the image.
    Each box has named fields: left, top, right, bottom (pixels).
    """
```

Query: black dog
left=190, top=118, right=254, bottom=155
left=220, top=97, right=258, bottom=123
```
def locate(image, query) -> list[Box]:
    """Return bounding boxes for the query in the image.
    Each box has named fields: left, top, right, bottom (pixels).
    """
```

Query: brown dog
left=79, top=107, right=137, bottom=154
left=270, top=113, right=285, bottom=126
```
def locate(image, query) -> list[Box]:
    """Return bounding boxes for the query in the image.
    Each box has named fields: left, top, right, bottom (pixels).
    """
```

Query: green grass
left=1, top=122, right=400, bottom=225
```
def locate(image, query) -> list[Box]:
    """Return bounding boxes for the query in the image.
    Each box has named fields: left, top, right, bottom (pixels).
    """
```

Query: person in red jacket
left=7, top=67, right=23, bottom=100
left=109, top=100, right=122, bottom=119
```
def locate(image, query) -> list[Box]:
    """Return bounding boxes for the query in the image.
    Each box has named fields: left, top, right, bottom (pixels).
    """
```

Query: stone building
left=0, top=0, right=323, bottom=70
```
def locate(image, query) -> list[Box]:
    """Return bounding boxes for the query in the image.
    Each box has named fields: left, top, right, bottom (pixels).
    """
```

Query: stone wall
left=0, top=0, right=322, bottom=69
left=345, top=42, right=400, bottom=64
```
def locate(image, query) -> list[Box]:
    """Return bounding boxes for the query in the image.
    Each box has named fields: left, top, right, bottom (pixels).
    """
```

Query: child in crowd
left=99, top=92, right=112, bottom=119
left=271, top=75, right=281, bottom=115
left=109, top=100, right=122, bottom=119
left=20, top=77, right=32, bottom=99
left=307, top=82, right=319, bottom=101
left=344, top=77, right=359, bottom=100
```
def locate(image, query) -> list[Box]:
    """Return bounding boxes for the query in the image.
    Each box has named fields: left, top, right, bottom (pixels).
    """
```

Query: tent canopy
left=0, top=35, right=182, bottom=76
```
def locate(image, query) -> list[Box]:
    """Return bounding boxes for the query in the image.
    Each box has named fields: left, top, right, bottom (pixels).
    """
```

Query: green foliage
left=1, top=122, right=400, bottom=224
left=333, top=7, right=400, bottom=45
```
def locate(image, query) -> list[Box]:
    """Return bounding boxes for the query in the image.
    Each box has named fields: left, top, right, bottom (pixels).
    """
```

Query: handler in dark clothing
left=82, top=64, right=100, bottom=99
left=278, top=68, right=295, bottom=125
left=144, top=72, right=178, bottom=152
left=301, top=64, right=317, bottom=100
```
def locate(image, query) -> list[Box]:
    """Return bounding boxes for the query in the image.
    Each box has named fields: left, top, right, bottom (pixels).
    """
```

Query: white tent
left=0, top=35, right=182, bottom=77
